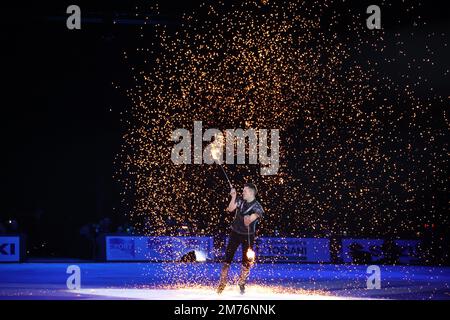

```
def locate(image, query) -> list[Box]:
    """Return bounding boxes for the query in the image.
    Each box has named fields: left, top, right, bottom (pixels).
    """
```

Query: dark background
left=0, top=1, right=448, bottom=259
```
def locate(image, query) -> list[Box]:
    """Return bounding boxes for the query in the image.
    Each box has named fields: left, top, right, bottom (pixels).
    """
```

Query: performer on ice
left=217, top=183, right=264, bottom=295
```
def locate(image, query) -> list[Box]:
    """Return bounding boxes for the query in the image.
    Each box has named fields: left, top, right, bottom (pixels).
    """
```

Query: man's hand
left=226, top=188, right=237, bottom=212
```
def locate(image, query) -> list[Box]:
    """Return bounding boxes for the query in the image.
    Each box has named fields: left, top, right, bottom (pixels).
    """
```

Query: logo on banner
left=257, top=238, right=330, bottom=262
left=0, top=237, right=20, bottom=262
left=0, top=243, right=15, bottom=255
left=109, top=238, right=135, bottom=258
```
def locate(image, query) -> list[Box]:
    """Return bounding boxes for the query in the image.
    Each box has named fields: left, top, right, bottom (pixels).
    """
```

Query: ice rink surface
left=0, top=262, right=449, bottom=300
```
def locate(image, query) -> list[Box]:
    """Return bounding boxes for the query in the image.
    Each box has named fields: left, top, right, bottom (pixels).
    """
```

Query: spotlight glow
left=194, top=250, right=207, bottom=262
left=71, top=285, right=361, bottom=300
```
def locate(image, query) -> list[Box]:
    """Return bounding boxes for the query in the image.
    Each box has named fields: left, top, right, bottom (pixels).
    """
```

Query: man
left=217, top=183, right=264, bottom=295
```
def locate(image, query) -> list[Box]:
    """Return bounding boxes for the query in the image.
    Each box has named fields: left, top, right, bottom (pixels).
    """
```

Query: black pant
left=224, top=230, right=255, bottom=268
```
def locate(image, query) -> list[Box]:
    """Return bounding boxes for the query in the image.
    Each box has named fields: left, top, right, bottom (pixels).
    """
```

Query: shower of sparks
left=114, top=0, right=448, bottom=282
left=210, top=134, right=224, bottom=163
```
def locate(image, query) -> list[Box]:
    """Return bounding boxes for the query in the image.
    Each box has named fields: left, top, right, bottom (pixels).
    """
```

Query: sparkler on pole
left=210, top=135, right=233, bottom=189
left=219, top=165, right=233, bottom=189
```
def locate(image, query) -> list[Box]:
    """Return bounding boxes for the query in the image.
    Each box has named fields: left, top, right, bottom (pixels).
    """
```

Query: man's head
left=242, top=183, right=258, bottom=202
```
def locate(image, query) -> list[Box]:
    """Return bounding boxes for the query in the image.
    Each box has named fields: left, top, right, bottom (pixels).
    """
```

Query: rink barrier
left=0, top=234, right=421, bottom=264
left=100, top=235, right=422, bottom=264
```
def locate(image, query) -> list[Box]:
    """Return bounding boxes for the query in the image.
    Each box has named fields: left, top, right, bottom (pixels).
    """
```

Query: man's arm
left=226, top=188, right=237, bottom=212
left=244, top=213, right=260, bottom=226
